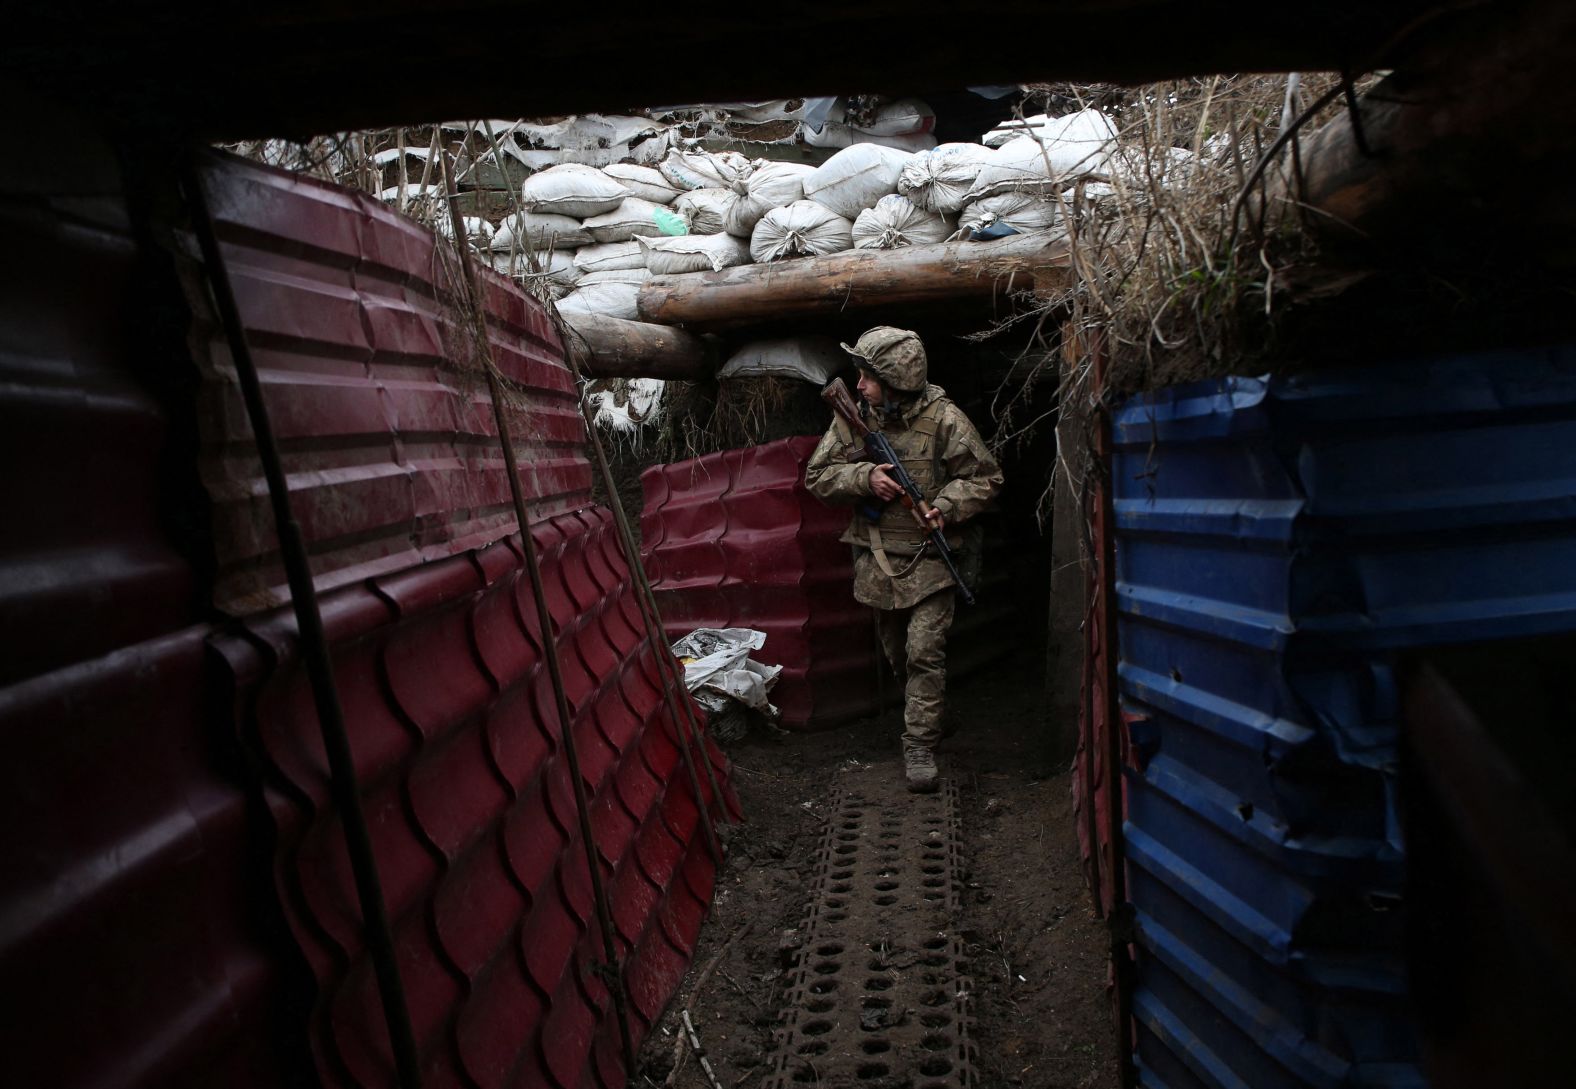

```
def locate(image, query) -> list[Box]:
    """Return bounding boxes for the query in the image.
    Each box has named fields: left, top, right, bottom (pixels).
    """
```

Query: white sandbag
left=724, top=161, right=815, bottom=238
left=802, top=123, right=936, bottom=153
left=658, top=147, right=753, bottom=191
left=638, top=233, right=752, bottom=276
left=750, top=200, right=855, bottom=262
left=958, top=192, right=1062, bottom=237
left=577, top=268, right=652, bottom=288
left=573, top=240, right=648, bottom=273
left=492, top=210, right=592, bottom=251
left=488, top=249, right=581, bottom=285
left=717, top=337, right=848, bottom=384
left=802, top=143, right=913, bottom=220
left=602, top=162, right=681, bottom=204
left=521, top=163, right=631, bottom=218
left=673, top=188, right=737, bottom=235
left=968, top=110, right=1117, bottom=198
left=555, top=281, right=642, bottom=321
left=898, top=143, right=994, bottom=214
left=581, top=197, right=668, bottom=244
left=852, top=195, right=953, bottom=251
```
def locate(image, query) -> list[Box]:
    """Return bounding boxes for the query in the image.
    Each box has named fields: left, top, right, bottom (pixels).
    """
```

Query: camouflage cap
left=839, top=326, right=928, bottom=393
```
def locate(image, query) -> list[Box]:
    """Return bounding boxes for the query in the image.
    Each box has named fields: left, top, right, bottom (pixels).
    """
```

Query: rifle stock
left=819, top=378, right=976, bottom=606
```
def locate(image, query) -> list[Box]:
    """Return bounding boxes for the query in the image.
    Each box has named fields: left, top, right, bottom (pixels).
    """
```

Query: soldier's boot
left=903, top=744, right=939, bottom=794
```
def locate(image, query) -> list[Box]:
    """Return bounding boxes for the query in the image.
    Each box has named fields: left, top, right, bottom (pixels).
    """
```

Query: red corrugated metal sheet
left=640, top=436, right=878, bottom=730
left=0, top=154, right=308, bottom=1086
left=215, top=507, right=738, bottom=1089
left=193, top=153, right=593, bottom=614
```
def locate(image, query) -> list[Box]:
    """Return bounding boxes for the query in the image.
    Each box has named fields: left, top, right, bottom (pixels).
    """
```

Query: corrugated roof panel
left=0, top=170, right=308, bottom=1086
left=641, top=436, right=880, bottom=729
left=216, top=509, right=737, bottom=1089
left=194, top=154, right=593, bottom=614
left=1110, top=346, right=1576, bottom=1089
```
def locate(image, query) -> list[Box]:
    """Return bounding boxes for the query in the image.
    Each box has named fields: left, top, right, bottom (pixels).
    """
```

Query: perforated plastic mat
left=764, top=774, right=975, bottom=1089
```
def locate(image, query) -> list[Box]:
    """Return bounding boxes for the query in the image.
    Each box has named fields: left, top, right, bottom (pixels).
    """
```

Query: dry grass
left=971, top=74, right=1378, bottom=528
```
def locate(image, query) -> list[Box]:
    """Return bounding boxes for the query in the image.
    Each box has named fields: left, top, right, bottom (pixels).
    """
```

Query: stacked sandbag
left=673, top=188, right=737, bottom=235
left=492, top=211, right=592, bottom=251
left=898, top=143, right=994, bottom=214
left=957, top=192, right=1062, bottom=239
left=582, top=198, right=669, bottom=243
left=521, top=163, right=630, bottom=218
left=966, top=109, right=1117, bottom=201
left=638, top=233, right=751, bottom=275
left=852, top=195, right=952, bottom=250
left=574, top=240, right=647, bottom=274
left=603, top=163, right=682, bottom=204
left=556, top=280, right=643, bottom=320
left=802, top=144, right=913, bottom=220
left=717, top=337, right=847, bottom=383
left=751, top=201, right=855, bottom=262
left=488, top=249, right=580, bottom=287
left=658, top=148, right=753, bottom=192
left=725, top=161, right=815, bottom=238
left=434, top=214, right=495, bottom=248
left=577, top=267, right=652, bottom=288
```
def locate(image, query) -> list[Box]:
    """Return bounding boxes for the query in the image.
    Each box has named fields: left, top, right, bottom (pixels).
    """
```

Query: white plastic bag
left=581, top=197, right=667, bottom=243
left=554, top=281, right=642, bottom=321
left=724, top=161, right=815, bottom=238
left=957, top=192, right=1062, bottom=237
left=520, top=163, right=630, bottom=218
left=491, top=210, right=592, bottom=251
left=658, top=147, right=753, bottom=191
left=802, top=143, right=913, bottom=220
left=852, top=195, right=953, bottom=250
left=602, top=162, right=681, bottom=204
left=573, top=240, right=648, bottom=273
left=673, top=188, right=737, bottom=235
left=898, top=143, right=994, bottom=214
left=717, top=337, right=848, bottom=384
left=750, top=200, right=855, bottom=262
left=802, top=123, right=937, bottom=153
left=638, top=233, right=752, bottom=275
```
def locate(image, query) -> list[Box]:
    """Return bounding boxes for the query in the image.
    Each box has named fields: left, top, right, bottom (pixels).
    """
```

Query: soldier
left=805, top=327, right=1003, bottom=792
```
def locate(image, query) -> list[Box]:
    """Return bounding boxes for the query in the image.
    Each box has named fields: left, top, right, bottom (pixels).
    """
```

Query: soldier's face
left=856, top=369, right=885, bottom=406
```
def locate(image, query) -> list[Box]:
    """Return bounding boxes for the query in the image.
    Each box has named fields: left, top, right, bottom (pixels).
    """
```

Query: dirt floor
left=635, top=650, right=1120, bottom=1089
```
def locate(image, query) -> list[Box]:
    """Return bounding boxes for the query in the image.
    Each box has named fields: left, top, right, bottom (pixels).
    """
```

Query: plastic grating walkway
left=764, top=774, right=976, bottom=1089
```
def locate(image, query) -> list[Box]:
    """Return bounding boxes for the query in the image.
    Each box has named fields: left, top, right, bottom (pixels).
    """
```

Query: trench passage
left=763, top=777, right=975, bottom=1089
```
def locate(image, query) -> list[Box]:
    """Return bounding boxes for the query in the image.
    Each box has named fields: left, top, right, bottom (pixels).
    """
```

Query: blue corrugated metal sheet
left=1111, top=346, right=1576, bottom=1089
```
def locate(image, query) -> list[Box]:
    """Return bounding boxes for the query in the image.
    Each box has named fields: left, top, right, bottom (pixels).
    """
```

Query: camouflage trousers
left=875, top=589, right=956, bottom=751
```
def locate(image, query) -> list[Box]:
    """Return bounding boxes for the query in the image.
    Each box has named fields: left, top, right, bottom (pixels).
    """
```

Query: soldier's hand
left=869, top=463, right=902, bottom=501
left=924, top=507, right=945, bottom=531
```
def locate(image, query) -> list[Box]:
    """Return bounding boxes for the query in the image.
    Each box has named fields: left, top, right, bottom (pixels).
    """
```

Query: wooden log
left=637, top=233, right=1071, bottom=329
left=1280, top=0, right=1576, bottom=267
left=560, top=311, right=715, bottom=380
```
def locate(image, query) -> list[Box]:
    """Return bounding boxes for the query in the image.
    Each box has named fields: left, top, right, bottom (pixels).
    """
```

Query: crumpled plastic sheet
left=673, top=627, right=782, bottom=719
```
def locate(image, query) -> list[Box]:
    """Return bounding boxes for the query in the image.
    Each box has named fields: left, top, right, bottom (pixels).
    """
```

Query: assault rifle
left=821, top=378, right=976, bottom=606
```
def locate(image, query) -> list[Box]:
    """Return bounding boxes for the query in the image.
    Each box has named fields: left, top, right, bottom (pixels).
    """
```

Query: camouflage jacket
left=805, top=384, right=1003, bottom=609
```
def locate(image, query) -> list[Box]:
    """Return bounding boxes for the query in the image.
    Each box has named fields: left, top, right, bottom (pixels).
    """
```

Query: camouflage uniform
left=805, top=328, right=1003, bottom=759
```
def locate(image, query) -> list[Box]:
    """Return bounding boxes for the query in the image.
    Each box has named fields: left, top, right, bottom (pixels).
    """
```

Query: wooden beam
left=637, top=233, right=1071, bottom=330
left=560, top=312, right=715, bottom=380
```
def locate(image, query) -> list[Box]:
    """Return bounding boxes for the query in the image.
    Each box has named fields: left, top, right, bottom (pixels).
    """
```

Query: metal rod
left=570, top=381, right=730, bottom=862
left=438, top=154, right=638, bottom=1079
left=181, top=150, right=424, bottom=1089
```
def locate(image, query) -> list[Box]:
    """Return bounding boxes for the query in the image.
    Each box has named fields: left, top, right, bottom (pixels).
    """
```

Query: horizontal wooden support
left=636, top=232, right=1070, bottom=329
left=560, top=311, right=715, bottom=380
